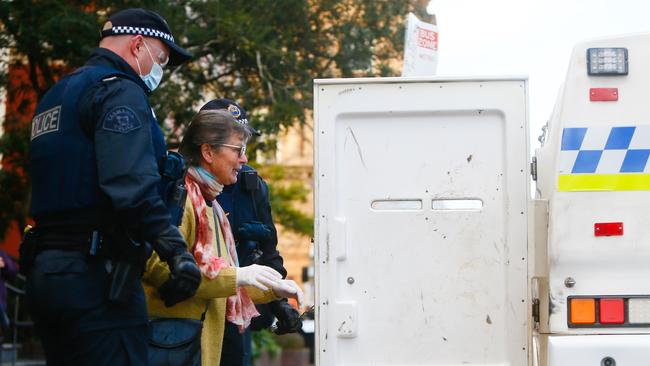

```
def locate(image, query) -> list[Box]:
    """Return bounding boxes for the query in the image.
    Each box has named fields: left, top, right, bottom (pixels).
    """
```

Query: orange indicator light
left=570, top=298, right=596, bottom=324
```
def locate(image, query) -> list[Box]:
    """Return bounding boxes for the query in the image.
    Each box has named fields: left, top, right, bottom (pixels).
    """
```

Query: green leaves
left=251, top=329, right=281, bottom=360
left=259, top=164, right=313, bottom=237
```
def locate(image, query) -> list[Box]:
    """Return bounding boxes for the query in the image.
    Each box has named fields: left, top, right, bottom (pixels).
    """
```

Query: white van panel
left=548, top=335, right=650, bottom=365
left=314, top=78, right=529, bottom=365
left=533, top=33, right=650, bottom=335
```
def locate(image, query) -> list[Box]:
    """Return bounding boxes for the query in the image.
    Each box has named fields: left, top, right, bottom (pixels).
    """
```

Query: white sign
left=402, top=12, right=438, bottom=77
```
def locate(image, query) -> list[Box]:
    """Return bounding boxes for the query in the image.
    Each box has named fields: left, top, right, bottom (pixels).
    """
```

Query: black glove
left=158, top=252, right=201, bottom=307
left=270, top=299, right=302, bottom=335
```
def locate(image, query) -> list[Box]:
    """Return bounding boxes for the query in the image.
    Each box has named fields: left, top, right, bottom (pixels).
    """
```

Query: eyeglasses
left=144, top=40, right=169, bottom=67
left=214, top=143, right=246, bottom=157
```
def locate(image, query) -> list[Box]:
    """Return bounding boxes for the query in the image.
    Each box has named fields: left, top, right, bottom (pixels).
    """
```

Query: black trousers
left=25, top=250, right=148, bottom=366
left=220, top=321, right=246, bottom=366
left=221, top=303, right=276, bottom=366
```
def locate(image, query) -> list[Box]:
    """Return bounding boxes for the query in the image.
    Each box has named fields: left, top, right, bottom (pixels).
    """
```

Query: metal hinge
left=531, top=156, right=537, bottom=181
left=532, top=298, right=540, bottom=325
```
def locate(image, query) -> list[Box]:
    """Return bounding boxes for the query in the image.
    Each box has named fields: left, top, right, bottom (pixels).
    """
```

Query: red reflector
left=595, top=222, right=623, bottom=236
left=590, top=88, right=619, bottom=101
left=600, top=298, right=625, bottom=324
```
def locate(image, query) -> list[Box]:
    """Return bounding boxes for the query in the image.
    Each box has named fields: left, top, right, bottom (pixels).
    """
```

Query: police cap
left=101, top=8, right=192, bottom=66
left=200, top=98, right=260, bottom=136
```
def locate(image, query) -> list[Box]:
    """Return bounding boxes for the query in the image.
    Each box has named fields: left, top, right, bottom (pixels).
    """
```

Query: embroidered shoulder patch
left=102, top=106, right=141, bottom=134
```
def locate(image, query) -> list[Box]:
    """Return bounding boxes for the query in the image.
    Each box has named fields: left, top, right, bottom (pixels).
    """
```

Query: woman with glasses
left=142, top=110, right=303, bottom=366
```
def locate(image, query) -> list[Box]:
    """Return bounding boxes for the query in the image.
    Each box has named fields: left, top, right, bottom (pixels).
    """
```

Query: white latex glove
left=236, top=264, right=282, bottom=291
left=272, top=280, right=304, bottom=308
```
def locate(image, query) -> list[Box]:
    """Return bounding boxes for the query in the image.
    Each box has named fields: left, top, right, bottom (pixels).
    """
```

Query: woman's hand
left=236, top=264, right=282, bottom=291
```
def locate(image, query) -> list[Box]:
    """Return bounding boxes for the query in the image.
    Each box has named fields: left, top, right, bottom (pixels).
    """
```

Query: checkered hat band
left=107, top=26, right=174, bottom=42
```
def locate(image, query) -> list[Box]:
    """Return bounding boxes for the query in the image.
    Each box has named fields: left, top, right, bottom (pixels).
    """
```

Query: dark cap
left=101, top=8, right=192, bottom=66
left=200, top=98, right=260, bottom=135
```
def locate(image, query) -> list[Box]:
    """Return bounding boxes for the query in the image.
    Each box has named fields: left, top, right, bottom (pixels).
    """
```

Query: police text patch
left=102, top=106, right=141, bottom=134
left=31, top=106, right=61, bottom=140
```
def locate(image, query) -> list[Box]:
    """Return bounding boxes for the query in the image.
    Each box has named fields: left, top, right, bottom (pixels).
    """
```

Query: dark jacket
left=217, top=165, right=286, bottom=276
left=217, top=165, right=287, bottom=365
left=30, top=47, right=171, bottom=240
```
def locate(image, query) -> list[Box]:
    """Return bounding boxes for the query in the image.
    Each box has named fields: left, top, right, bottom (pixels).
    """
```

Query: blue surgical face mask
left=135, top=42, right=164, bottom=91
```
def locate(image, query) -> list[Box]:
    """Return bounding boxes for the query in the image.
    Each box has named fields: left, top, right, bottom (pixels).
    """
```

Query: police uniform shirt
left=77, top=47, right=171, bottom=239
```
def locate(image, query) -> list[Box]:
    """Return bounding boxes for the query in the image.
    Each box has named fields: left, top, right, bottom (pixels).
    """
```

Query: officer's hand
left=236, top=264, right=281, bottom=291
left=158, top=252, right=201, bottom=307
left=271, top=299, right=303, bottom=335
left=271, top=279, right=304, bottom=308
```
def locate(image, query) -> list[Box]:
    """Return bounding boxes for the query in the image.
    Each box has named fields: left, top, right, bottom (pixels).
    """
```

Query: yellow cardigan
left=142, top=198, right=277, bottom=366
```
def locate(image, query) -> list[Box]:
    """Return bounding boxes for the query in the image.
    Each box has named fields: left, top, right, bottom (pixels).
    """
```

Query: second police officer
left=23, top=8, right=201, bottom=365
left=200, top=99, right=303, bottom=366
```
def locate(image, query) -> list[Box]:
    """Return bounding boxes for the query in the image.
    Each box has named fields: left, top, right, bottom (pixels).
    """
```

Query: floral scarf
left=186, top=166, right=259, bottom=332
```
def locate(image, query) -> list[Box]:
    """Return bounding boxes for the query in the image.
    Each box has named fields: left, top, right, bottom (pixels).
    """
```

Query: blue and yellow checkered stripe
left=558, top=126, right=650, bottom=191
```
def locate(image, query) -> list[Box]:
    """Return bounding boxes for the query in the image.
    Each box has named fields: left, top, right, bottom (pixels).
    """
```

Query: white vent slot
left=371, top=199, right=422, bottom=211
left=432, top=199, right=483, bottom=211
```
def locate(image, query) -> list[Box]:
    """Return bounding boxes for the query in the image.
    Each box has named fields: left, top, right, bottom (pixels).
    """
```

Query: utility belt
left=30, top=227, right=103, bottom=255
left=20, top=223, right=150, bottom=306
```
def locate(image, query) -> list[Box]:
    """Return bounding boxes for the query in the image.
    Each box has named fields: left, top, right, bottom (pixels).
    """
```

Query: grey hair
left=179, top=109, right=252, bottom=166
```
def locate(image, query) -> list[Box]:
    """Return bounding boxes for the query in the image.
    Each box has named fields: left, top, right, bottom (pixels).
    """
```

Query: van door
left=314, top=77, right=530, bottom=365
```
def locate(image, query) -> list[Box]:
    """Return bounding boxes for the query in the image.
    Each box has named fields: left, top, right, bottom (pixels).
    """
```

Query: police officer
left=23, top=8, right=201, bottom=365
left=200, top=99, right=303, bottom=366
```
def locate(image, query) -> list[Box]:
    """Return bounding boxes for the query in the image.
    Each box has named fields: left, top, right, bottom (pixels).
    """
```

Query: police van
left=313, top=33, right=650, bottom=365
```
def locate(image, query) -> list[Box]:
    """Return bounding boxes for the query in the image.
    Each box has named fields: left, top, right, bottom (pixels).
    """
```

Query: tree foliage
left=259, top=165, right=313, bottom=236
left=0, top=0, right=424, bottom=238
